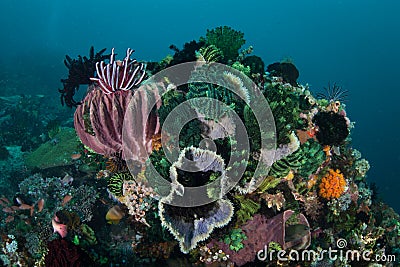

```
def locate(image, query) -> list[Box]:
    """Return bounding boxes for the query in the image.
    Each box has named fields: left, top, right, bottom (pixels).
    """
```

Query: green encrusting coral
left=24, top=127, right=81, bottom=169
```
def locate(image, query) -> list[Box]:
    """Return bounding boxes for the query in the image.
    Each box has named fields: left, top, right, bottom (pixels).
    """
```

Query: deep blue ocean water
left=1, top=0, right=399, bottom=212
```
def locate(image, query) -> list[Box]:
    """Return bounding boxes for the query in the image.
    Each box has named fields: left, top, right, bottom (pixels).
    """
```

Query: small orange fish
left=52, top=215, right=68, bottom=238
left=61, top=195, right=72, bottom=207
left=71, top=153, right=82, bottom=160
left=0, top=197, right=10, bottom=205
left=18, top=204, right=33, bottom=210
left=37, top=199, right=44, bottom=213
left=99, top=198, right=108, bottom=205
left=2, top=207, right=14, bottom=213
left=18, top=204, right=35, bottom=216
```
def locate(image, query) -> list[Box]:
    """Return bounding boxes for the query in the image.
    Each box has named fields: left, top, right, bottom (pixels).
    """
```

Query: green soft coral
left=223, top=228, right=247, bottom=251
left=234, top=194, right=260, bottom=225
left=232, top=61, right=251, bottom=77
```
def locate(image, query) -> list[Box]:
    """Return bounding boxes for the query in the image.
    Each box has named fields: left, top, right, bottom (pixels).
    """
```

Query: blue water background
left=1, top=0, right=399, bottom=211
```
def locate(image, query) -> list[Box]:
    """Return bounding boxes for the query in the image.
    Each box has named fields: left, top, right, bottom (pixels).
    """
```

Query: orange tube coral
left=319, top=169, right=346, bottom=199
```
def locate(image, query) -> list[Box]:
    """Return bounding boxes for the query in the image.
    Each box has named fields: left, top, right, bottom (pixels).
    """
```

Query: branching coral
left=319, top=169, right=347, bottom=200
left=64, top=185, right=98, bottom=222
left=303, top=191, right=322, bottom=221
left=260, top=191, right=286, bottom=211
left=118, top=180, right=155, bottom=226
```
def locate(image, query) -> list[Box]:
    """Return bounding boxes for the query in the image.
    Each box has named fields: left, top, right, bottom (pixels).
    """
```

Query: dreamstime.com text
left=257, top=239, right=396, bottom=263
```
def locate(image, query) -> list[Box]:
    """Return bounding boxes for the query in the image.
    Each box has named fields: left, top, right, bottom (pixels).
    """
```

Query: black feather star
left=58, top=47, right=109, bottom=107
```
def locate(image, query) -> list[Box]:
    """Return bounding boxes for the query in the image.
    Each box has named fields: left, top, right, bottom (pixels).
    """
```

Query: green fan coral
left=202, top=26, right=246, bottom=63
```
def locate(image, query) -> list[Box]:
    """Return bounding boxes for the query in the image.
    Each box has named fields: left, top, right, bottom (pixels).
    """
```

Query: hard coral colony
left=319, top=169, right=346, bottom=200
left=0, top=26, right=399, bottom=267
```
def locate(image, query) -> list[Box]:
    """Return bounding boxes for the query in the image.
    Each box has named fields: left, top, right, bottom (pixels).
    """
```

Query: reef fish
left=106, top=205, right=124, bottom=224
left=71, top=153, right=82, bottom=160
left=2, top=207, right=14, bottom=213
left=285, top=224, right=310, bottom=243
left=61, top=195, right=72, bottom=207
left=37, top=198, right=44, bottom=213
left=51, top=215, right=68, bottom=238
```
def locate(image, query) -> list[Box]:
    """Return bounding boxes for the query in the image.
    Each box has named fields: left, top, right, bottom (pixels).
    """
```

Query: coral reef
left=118, top=179, right=156, bottom=226
left=0, top=26, right=399, bottom=266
